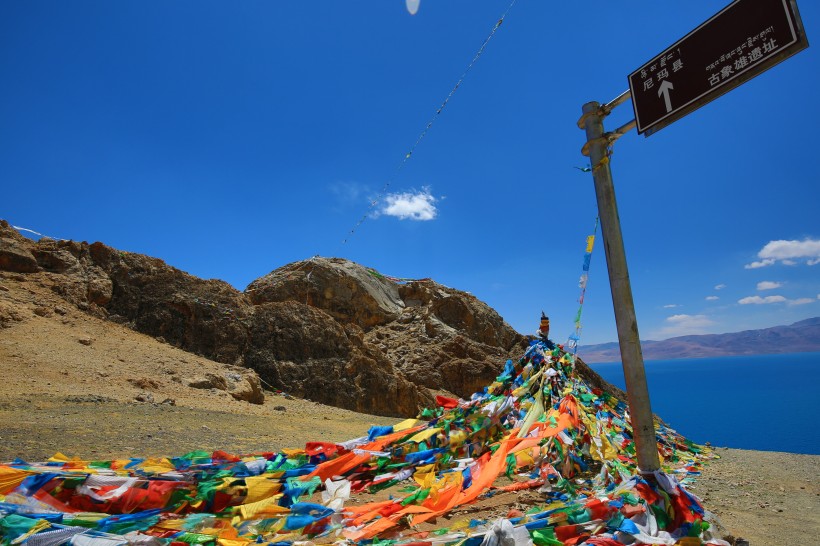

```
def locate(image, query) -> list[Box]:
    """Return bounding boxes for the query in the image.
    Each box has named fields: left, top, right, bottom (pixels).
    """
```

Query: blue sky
left=2, top=1, right=818, bottom=345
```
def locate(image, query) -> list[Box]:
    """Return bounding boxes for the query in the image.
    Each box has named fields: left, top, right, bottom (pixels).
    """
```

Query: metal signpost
left=579, top=97, right=660, bottom=473
left=579, top=0, right=808, bottom=473
left=629, top=0, right=808, bottom=136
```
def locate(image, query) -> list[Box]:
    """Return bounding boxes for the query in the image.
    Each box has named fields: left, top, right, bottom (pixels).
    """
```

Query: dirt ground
left=1, top=272, right=818, bottom=544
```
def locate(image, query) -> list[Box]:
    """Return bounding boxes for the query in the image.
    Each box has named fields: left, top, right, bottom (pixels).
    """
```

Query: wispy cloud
left=705, top=296, right=719, bottom=301
left=789, top=298, right=816, bottom=306
left=714, top=284, right=726, bottom=290
left=329, top=181, right=372, bottom=207
left=757, top=281, right=783, bottom=291
left=745, top=238, right=820, bottom=268
left=379, top=187, right=439, bottom=221
left=658, top=314, right=715, bottom=337
left=662, top=304, right=680, bottom=309
left=738, top=295, right=787, bottom=305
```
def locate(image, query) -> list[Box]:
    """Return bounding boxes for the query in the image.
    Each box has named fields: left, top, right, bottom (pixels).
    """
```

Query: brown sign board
left=629, top=0, right=809, bottom=136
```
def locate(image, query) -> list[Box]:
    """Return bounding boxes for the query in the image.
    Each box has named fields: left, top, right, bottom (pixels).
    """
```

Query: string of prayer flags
left=567, top=218, right=599, bottom=354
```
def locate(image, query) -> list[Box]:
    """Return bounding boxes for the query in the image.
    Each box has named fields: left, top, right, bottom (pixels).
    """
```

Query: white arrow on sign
left=657, top=80, right=674, bottom=113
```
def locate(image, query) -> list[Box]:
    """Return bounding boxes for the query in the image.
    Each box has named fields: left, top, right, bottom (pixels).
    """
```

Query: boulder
left=187, top=373, right=228, bottom=390
left=223, top=369, right=265, bottom=404
left=247, top=257, right=404, bottom=329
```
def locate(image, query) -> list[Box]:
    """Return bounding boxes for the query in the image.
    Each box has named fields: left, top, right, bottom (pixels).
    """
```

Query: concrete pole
left=579, top=101, right=660, bottom=473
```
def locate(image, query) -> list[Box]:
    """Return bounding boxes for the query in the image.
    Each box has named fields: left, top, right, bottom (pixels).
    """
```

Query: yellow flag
left=243, top=476, right=281, bottom=503
left=394, top=418, right=423, bottom=431
left=408, top=427, right=441, bottom=444
left=413, top=464, right=437, bottom=489
left=238, top=494, right=288, bottom=520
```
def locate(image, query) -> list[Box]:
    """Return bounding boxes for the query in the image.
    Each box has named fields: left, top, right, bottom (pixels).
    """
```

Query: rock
left=90, top=241, right=251, bottom=364
left=244, top=260, right=526, bottom=411
left=77, top=337, right=93, bottom=346
left=247, top=257, right=404, bottom=329
left=243, top=300, right=432, bottom=416
left=160, top=398, right=176, bottom=406
left=188, top=373, right=228, bottom=391
left=31, top=241, right=81, bottom=273
left=135, top=392, right=154, bottom=403
left=33, top=306, right=53, bottom=317
left=274, top=405, right=286, bottom=411
left=0, top=226, right=39, bottom=273
left=225, top=370, right=265, bottom=405
left=86, top=267, right=113, bottom=305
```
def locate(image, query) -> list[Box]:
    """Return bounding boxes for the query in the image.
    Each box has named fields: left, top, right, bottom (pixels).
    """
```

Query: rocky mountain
left=580, top=317, right=820, bottom=363
left=2, top=220, right=551, bottom=416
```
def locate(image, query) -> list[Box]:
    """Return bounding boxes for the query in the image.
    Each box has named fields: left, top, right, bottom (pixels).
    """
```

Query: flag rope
left=341, top=0, right=518, bottom=244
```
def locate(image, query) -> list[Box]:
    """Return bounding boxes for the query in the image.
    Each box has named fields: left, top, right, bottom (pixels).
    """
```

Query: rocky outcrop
left=247, top=258, right=404, bottom=329
left=246, top=257, right=528, bottom=403
left=0, top=226, right=39, bottom=273
left=0, top=220, right=563, bottom=416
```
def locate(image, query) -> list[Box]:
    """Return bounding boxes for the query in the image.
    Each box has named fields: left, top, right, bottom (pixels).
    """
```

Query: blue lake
left=589, top=352, right=820, bottom=455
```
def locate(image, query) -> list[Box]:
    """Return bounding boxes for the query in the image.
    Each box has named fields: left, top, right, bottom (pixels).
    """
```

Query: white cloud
left=714, top=284, right=726, bottom=290
left=789, top=298, right=815, bottom=306
left=662, top=304, right=679, bottom=309
left=738, top=295, right=787, bottom=305
left=744, top=259, right=776, bottom=269
left=759, top=238, right=820, bottom=260
left=756, top=281, right=783, bottom=291
left=380, top=187, right=438, bottom=221
left=745, top=238, right=820, bottom=268
left=658, top=314, right=715, bottom=337
left=705, top=296, right=719, bottom=301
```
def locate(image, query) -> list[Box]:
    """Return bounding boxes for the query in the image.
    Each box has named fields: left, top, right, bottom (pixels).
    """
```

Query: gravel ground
left=690, top=447, right=820, bottom=544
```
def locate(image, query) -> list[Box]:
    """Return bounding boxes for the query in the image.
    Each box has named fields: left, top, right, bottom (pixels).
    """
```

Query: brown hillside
left=0, top=220, right=621, bottom=417
left=1, top=220, right=531, bottom=416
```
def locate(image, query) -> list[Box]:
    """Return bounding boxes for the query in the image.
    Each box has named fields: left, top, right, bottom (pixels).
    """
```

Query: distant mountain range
left=579, top=317, right=820, bottom=363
